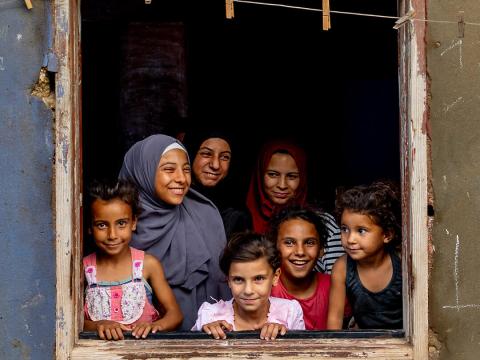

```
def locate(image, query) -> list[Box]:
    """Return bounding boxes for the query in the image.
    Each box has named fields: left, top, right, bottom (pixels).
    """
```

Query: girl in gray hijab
left=119, top=134, right=230, bottom=330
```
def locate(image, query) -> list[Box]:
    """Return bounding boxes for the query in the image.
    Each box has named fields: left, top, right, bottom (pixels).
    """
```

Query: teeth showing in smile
left=290, top=260, right=308, bottom=265
left=170, top=188, right=184, bottom=195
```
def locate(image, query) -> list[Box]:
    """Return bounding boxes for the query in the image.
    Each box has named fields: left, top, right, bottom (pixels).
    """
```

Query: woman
left=246, top=139, right=344, bottom=273
left=183, top=129, right=252, bottom=239
left=119, top=134, right=230, bottom=330
left=246, top=140, right=308, bottom=234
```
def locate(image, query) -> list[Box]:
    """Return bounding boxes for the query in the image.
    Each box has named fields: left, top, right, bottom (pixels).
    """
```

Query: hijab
left=118, top=134, right=227, bottom=307
left=246, top=140, right=308, bottom=234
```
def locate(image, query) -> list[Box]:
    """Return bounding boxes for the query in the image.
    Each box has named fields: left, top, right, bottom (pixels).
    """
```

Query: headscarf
left=246, top=140, right=308, bottom=234
left=119, top=134, right=229, bottom=329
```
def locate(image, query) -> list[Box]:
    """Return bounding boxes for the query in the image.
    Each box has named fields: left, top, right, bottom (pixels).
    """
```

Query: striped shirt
left=315, top=212, right=345, bottom=274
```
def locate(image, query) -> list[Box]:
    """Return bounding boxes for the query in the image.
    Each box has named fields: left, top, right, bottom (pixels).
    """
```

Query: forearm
left=153, top=309, right=183, bottom=331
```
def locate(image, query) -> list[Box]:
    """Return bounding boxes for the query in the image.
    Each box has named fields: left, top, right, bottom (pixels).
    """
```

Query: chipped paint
left=443, top=97, right=464, bottom=113
left=0, top=56, right=5, bottom=71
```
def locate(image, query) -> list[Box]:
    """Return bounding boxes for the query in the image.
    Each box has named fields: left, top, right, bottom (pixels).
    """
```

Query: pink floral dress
left=191, top=297, right=305, bottom=331
left=83, top=247, right=160, bottom=326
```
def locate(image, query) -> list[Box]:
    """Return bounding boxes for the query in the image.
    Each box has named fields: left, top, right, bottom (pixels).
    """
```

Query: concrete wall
left=0, top=1, right=55, bottom=359
left=428, top=1, right=480, bottom=359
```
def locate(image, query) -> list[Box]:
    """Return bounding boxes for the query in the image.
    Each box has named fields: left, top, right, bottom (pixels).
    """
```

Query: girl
left=269, top=206, right=331, bottom=330
left=246, top=140, right=308, bottom=234
left=83, top=180, right=183, bottom=340
left=327, top=181, right=402, bottom=329
left=192, top=232, right=305, bottom=340
left=119, top=134, right=230, bottom=330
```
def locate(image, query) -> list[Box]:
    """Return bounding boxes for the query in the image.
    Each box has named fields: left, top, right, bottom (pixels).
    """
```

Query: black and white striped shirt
left=315, top=212, right=345, bottom=274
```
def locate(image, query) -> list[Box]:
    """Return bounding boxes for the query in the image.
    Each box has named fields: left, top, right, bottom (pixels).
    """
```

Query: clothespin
left=393, top=9, right=415, bottom=29
left=322, top=0, right=331, bottom=31
left=145, top=0, right=152, bottom=4
left=458, top=11, right=465, bottom=38
left=24, top=0, right=33, bottom=10
left=226, top=0, right=234, bottom=19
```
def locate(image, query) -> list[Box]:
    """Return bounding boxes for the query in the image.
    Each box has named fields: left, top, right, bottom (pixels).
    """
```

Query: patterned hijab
left=246, top=140, right=308, bottom=234
left=119, top=134, right=226, bottom=291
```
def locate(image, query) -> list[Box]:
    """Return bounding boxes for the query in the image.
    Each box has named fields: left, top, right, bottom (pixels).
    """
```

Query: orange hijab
left=246, top=140, right=308, bottom=233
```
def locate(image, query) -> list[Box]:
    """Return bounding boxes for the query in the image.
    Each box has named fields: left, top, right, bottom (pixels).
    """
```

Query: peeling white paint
left=445, top=229, right=450, bottom=235
left=16, top=33, right=22, bottom=41
left=0, top=56, right=4, bottom=71
left=467, top=191, right=470, bottom=199
left=0, top=26, right=7, bottom=41
left=20, top=293, right=45, bottom=309
left=443, top=96, right=464, bottom=113
left=443, top=175, right=447, bottom=183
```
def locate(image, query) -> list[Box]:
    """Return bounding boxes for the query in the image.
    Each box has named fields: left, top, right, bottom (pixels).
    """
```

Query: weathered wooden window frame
left=54, top=0, right=428, bottom=358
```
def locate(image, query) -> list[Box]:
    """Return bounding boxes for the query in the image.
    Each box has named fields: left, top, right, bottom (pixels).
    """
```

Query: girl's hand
left=260, top=322, right=287, bottom=341
left=131, top=321, right=159, bottom=339
left=202, top=320, right=233, bottom=339
left=95, top=320, right=130, bottom=341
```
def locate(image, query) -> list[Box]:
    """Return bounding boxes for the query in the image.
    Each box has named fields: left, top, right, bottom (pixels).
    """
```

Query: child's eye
left=305, top=239, right=318, bottom=246
left=340, top=225, right=349, bottom=233
left=231, top=277, right=244, bottom=284
left=183, top=166, right=191, bottom=173
left=358, top=228, right=368, bottom=234
left=287, top=173, right=299, bottom=180
left=254, top=276, right=266, bottom=282
left=220, top=154, right=231, bottom=161
left=118, top=220, right=127, bottom=227
left=266, top=171, right=278, bottom=178
left=283, top=239, right=294, bottom=246
left=96, top=223, right=107, bottom=230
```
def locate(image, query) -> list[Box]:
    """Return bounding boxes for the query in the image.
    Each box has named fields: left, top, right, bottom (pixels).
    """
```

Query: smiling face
left=91, top=198, right=137, bottom=257
left=340, top=209, right=392, bottom=261
left=192, top=137, right=231, bottom=187
left=228, top=257, right=280, bottom=317
left=277, top=218, right=321, bottom=282
left=263, top=152, right=300, bottom=205
left=154, top=148, right=192, bottom=205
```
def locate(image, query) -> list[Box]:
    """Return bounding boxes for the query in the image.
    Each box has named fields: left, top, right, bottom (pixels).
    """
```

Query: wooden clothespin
left=226, top=0, right=235, bottom=19
left=393, top=9, right=415, bottom=30
left=322, top=0, right=331, bottom=31
left=24, top=0, right=33, bottom=10
left=458, top=11, right=465, bottom=38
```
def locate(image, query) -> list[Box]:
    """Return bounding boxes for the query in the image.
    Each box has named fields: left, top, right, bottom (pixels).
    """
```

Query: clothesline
left=232, top=0, right=480, bottom=27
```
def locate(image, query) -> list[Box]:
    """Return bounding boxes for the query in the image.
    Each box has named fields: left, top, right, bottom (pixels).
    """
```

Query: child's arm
left=84, top=319, right=130, bottom=340
left=327, top=255, right=347, bottom=330
left=132, top=254, right=183, bottom=338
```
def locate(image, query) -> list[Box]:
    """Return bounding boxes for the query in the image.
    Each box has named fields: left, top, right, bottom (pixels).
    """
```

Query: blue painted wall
left=0, top=1, right=55, bottom=359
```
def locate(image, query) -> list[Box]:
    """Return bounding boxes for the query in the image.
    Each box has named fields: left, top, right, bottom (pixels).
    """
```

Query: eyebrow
left=199, top=146, right=231, bottom=154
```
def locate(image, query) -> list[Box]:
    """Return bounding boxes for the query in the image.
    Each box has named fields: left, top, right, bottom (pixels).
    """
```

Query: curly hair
left=267, top=205, right=329, bottom=250
left=335, top=180, right=401, bottom=247
left=219, top=232, right=280, bottom=276
left=88, top=179, right=141, bottom=217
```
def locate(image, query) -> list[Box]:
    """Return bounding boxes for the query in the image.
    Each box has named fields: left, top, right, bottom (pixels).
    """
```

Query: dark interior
left=81, top=0, right=400, bottom=212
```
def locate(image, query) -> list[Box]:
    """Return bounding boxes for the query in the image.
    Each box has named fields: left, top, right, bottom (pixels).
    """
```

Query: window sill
left=73, top=331, right=412, bottom=359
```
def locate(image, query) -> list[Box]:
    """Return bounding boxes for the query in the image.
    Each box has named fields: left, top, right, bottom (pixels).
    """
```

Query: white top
left=191, top=297, right=306, bottom=331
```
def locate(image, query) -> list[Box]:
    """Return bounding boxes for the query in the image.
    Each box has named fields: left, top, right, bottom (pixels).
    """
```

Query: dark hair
left=219, top=232, right=280, bottom=276
left=88, top=179, right=141, bottom=217
left=267, top=205, right=329, bottom=250
left=335, top=180, right=401, bottom=247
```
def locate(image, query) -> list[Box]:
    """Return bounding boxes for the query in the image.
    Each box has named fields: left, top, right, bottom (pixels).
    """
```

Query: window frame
left=54, top=0, right=428, bottom=358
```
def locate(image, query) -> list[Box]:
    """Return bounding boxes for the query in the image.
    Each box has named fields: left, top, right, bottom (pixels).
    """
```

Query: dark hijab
left=119, top=134, right=229, bottom=329
left=246, top=140, right=308, bottom=234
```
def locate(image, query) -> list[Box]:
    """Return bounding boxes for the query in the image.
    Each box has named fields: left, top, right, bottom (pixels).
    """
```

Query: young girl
left=268, top=206, right=331, bottom=330
left=327, top=181, right=402, bottom=329
left=83, top=180, right=183, bottom=340
left=192, top=232, right=305, bottom=340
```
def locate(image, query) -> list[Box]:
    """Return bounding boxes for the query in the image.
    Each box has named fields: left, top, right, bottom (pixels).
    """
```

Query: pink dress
left=83, top=247, right=160, bottom=326
left=191, top=297, right=305, bottom=331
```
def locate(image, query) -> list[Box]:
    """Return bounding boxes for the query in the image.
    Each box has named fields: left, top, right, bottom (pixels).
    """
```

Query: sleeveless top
left=83, top=248, right=160, bottom=325
left=346, top=252, right=402, bottom=329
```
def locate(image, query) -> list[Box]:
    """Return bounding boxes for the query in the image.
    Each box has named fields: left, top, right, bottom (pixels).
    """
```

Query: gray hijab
left=119, top=134, right=229, bottom=329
